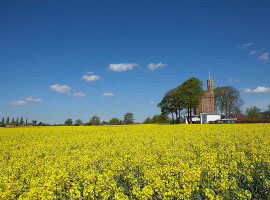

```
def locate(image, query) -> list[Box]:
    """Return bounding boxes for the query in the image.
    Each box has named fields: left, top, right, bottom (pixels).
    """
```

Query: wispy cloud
left=238, top=42, right=253, bottom=49
left=147, top=62, right=167, bottom=71
left=82, top=74, right=100, bottom=82
left=23, top=96, right=42, bottom=102
left=87, top=71, right=94, bottom=74
left=258, top=52, right=269, bottom=61
left=9, top=101, right=27, bottom=106
left=108, top=63, right=138, bottom=72
left=102, top=92, right=114, bottom=97
left=73, top=92, right=87, bottom=97
left=229, top=78, right=240, bottom=84
left=149, top=101, right=155, bottom=104
left=245, top=86, right=270, bottom=93
left=249, top=50, right=257, bottom=55
left=50, top=84, right=72, bottom=93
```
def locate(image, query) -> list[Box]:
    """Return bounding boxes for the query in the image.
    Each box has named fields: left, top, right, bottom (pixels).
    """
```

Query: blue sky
left=1, top=0, right=270, bottom=124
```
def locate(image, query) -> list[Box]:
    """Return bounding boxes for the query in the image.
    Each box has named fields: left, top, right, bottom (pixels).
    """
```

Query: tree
left=215, top=86, right=243, bottom=115
left=151, top=114, right=169, bottom=124
left=245, top=106, right=261, bottom=119
left=19, top=116, right=24, bottom=124
left=143, top=117, right=151, bottom=124
left=158, top=88, right=180, bottom=124
left=1, top=117, right=4, bottom=124
left=11, top=118, right=15, bottom=123
left=261, top=104, right=270, bottom=118
left=6, top=117, right=9, bottom=124
left=124, top=113, right=134, bottom=124
left=64, top=118, right=73, bottom=126
left=26, top=118, right=28, bottom=124
left=90, top=115, right=100, bottom=125
left=174, top=77, right=203, bottom=123
left=16, top=117, right=19, bottom=124
left=74, top=119, right=82, bottom=126
left=109, top=117, right=121, bottom=125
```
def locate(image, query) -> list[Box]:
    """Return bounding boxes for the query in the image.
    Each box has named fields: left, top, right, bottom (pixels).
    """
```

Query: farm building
left=185, top=112, right=222, bottom=124
left=224, top=113, right=246, bottom=120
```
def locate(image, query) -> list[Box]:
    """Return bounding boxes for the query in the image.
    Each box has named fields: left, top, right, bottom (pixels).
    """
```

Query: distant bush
left=0, top=123, right=5, bottom=127
left=109, top=118, right=121, bottom=125
left=236, top=119, right=270, bottom=124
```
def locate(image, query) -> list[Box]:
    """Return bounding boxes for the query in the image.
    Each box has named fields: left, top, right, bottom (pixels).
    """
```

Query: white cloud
left=73, top=92, right=87, bottom=97
left=149, top=101, right=155, bottom=104
left=82, top=74, right=100, bottom=82
left=50, top=84, right=72, bottom=93
left=23, top=96, right=42, bottom=102
left=229, top=78, right=240, bottom=84
left=147, top=62, right=167, bottom=71
left=102, top=92, right=114, bottom=97
left=9, top=101, right=27, bottom=106
left=108, top=63, right=138, bottom=72
left=249, top=50, right=257, bottom=55
left=245, top=86, right=270, bottom=93
left=238, top=42, right=253, bottom=49
left=258, top=52, right=269, bottom=61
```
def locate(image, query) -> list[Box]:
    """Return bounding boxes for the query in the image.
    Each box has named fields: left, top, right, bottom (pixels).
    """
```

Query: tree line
left=245, top=104, right=270, bottom=119
left=64, top=112, right=135, bottom=126
left=0, top=116, right=37, bottom=127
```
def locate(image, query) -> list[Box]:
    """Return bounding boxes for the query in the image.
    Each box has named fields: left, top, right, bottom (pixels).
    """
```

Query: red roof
left=224, top=113, right=246, bottom=120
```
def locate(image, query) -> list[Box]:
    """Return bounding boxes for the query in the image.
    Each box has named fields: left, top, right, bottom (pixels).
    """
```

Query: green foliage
left=19, top=116, right=24, bottom=124
left=86, top=122, right=92, bottom=126
left=151, top=114, right=169, bottom=124
left=261, top=104, right=270, bottom=118
left=158, top=88, right=181, bottom=123
left=109, top=117, right=121, bottom=125
left=174, top=77, right=203, bottom=123
left=2, top=117, right=4, bottom=124
left=0, top=122, right=5, bottom=127
left=215, top=86, right=243, bottom=115
left=11, top=118, right=15, bottom=123
left=64, top=118, right=73, bottom=126
left=246, top=106, right=261, bottom=119
left=143, top=117, right=151, bottom=124
left=6, top=117, right=9, bottom=124
left=74, top=119, right=82, bottom=126
left=124, top=113, right=134, bottom=124
left=90, top=115, right=100, bottom=125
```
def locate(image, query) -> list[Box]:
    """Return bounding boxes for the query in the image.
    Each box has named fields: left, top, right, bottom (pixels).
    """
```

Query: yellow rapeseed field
left=0, top=124, right=270, bottom=199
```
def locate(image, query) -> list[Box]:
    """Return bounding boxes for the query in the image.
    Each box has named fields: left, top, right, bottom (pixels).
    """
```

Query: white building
left=184, top=112, right=222, bottom=124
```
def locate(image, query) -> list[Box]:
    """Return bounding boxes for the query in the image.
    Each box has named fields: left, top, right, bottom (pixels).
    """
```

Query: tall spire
left=209, top=70, right=211, bottom=79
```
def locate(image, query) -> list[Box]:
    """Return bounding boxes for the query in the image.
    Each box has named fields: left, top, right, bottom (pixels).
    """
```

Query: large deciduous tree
left=64, top=118, right=73, bottom=126
left=124, top=113, right=134, bottom=124
left=158, top=77, right=203, bottom=124
left=74, top=119, right=82, bottom=126
left=90, top=115, right=100, bottom=125
left=158, top=88, right=178, bottom=123
left=177, top=77, right=203, bottom=123
left=109, top=117, right=121, bottom=125
left=215, top=86, right=243, bottom=115
left=245, top=106, right=261, bottom=119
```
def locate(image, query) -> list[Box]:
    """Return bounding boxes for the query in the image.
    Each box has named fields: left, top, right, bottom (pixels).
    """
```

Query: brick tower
left=196, top=73, right=215, bottom=115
